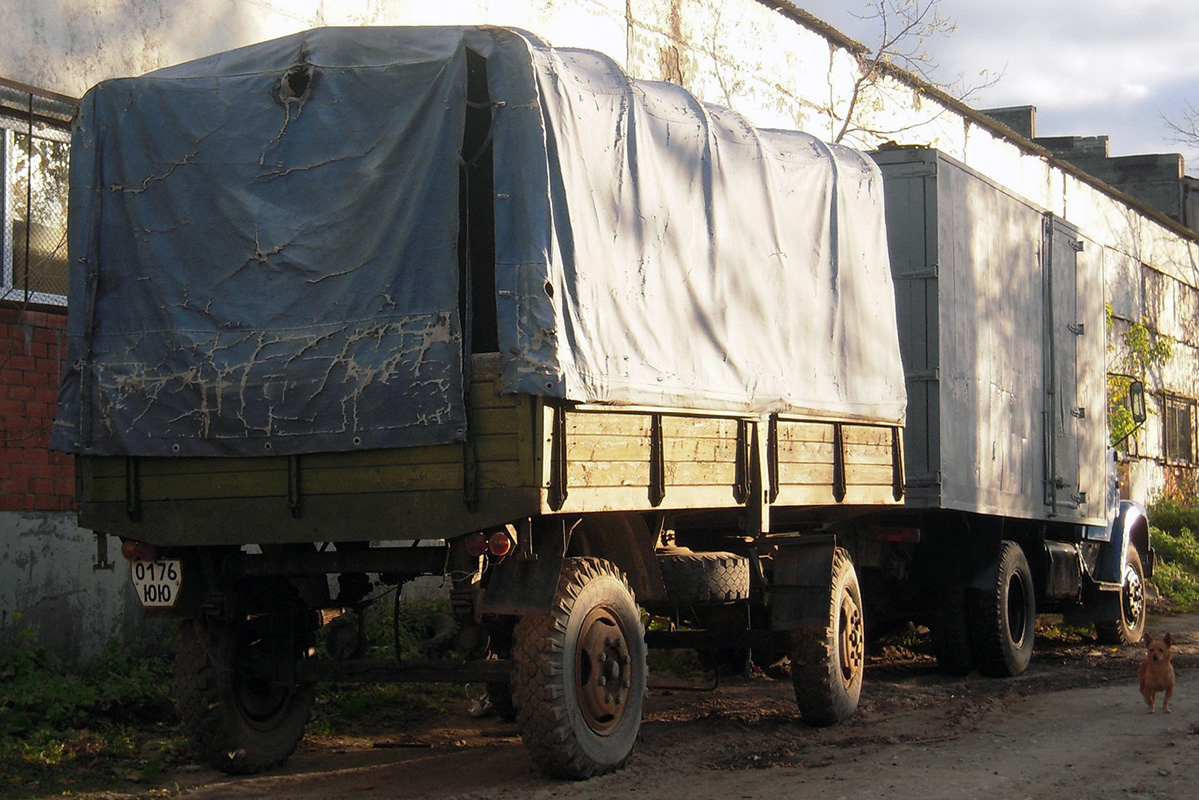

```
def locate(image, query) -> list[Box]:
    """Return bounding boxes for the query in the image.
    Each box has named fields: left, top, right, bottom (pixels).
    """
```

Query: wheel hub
left=575, top=606, right=632, bottom=736
left=1123, top=563, right=1145, bottom=624
left=1006, top=574, right=1028, bottom=648
left=838, top=593, right=864, bottom=687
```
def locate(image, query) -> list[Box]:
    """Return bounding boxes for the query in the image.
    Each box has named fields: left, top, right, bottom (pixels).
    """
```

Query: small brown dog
left=1138, top=632, right=1176, bottom=713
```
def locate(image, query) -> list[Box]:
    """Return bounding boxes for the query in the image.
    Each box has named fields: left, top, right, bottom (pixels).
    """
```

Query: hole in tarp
left=276, top=64, right=314, bottom=106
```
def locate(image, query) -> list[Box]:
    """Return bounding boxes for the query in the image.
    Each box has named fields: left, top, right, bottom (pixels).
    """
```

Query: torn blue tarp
left=53, top=26, right=905, bottom=457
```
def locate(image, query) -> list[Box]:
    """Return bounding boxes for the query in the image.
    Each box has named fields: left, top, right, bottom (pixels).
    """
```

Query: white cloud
left=797, top=1, right=1199, bottom=164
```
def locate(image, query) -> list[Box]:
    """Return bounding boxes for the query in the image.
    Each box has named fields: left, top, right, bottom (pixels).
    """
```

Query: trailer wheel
left=790, top=547, right=864, bottom=726
left=174, top=616, right=314, bottom=775
left=930, top=580, right=975, bottom=675
left=511, top=558, right=647, bottom=779
left=657, top=549, right=751, bottom=605
left=968, top=541, right=1035, bottom=677
left=1095, top=547, right=1146, bottom=646
left=486, top=681, right=518, bottom=722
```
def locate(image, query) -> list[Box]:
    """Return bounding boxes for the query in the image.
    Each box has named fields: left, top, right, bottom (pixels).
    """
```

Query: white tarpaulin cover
left=53, top=26, right=905, bottom=457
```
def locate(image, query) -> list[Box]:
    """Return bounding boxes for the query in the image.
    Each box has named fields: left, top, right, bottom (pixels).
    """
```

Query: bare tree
left=1161, top=102, right=1199, bottom=178
left=833, top=0, right=1002, bottom=144
left=1164, top=101, right=1199, bottom=147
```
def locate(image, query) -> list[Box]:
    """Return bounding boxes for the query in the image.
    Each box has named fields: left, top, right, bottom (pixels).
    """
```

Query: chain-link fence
left=1, top=78, right=75, bottom=307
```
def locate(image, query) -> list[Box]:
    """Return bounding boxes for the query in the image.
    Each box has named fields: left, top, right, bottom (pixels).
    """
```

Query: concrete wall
left=3, top=0, right=1198, bottom=659
left=0, top=511, right=160, bottom=662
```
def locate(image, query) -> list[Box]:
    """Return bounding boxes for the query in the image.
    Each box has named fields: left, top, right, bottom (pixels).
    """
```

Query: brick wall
left=0, top=304, right=74, bottom=511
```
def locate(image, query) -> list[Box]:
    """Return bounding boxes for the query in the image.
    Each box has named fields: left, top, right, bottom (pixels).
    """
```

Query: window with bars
left=1164, top=394, right=1197, bottom=464
left=1, top=79, right=74, bottom=307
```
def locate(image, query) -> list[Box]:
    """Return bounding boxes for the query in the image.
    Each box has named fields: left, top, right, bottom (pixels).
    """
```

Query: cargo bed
left=79, top=356, right=904, bottom=546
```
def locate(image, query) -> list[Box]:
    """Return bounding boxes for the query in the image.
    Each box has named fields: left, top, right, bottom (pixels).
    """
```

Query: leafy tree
left=1107, top=303, right=1172, bottom=448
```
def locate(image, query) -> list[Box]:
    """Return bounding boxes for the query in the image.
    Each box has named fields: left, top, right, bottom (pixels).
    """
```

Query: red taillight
left=488, top=531, right=513, bottom=557
left=867, top=527, right=922, bottom=543
left=464, top=532, right=490, bottom=557
left=120, top=540, right=157, bottom=562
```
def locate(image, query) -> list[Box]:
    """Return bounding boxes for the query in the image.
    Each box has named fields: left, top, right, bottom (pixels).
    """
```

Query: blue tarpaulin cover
left=53, top=26, right=906, bottom=457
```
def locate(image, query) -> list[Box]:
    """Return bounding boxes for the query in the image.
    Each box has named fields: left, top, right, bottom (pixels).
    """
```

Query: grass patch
left=1150, top=497, right=1199, bottom=537
left=0, top=627, right=185, bottom=799
left=1152, top=559, right=1199, bottom=613
left=0, top=592, right=479, bottom=797
left=1147, top=520, right=1199, bottom=613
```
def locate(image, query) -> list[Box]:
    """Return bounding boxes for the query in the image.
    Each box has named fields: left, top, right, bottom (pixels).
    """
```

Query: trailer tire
left=968, top=541, right=1035, bottom=677
left=657, top=550, right=751, bottom=605
left=930, top=581, right=974, bottom=676
left=486, top=681, right=518, bottom=722
left=790, top=547, right=864, bottom=726
left=1095, top=547, right=1146, bottom=646
left=511, top=558, right=646, bottom=779
left=174, top=617, right=314, bottom=775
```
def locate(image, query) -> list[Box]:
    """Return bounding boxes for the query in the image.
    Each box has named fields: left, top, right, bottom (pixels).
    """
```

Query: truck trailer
left=867, top=146, right=1151, bottom=676
left=52, top=27, right=1149, bottom=780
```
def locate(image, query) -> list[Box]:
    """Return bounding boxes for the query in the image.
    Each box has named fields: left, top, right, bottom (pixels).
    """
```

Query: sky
left=796, top=0, right=1199, bottom=173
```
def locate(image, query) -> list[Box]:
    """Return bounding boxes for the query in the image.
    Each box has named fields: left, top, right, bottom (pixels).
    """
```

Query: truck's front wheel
left=511, top=557, right=646, bottom=779
left=1095, top=547, right=1146, bottom=646
left=790, top=547, right=864, bottom=726
left=174, top=616, right=314, bottom=774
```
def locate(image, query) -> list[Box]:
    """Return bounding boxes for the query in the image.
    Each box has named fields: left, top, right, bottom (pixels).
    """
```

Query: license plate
left=131, top=559, right=182, bottom=608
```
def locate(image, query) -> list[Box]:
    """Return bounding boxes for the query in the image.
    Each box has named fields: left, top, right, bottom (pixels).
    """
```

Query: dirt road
left=135, top=614, right=1199, bottom=800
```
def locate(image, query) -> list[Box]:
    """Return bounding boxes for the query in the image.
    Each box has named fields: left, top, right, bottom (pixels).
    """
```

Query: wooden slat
left=567, top=460, right=651, bottom=488
left=778, top=463, right=836, bottom=486
left=566, top=412, right=653, bottom=437
left=844, top=444, right=896, bottom=467
left=661, top=416, right=740, bottom=439
left=125, top=457, right=286, bottom=476
left=777, top=439, right=835, bottom=464
left=842, top=425, right=894, bottom=447
left=137, top=470, right=288, bottom=501
left=844, top=463, right=899, bottom=486
left=307, top=446, right=460, bottom=468
left=664, top=437, right=739, bottom=462
left=551, top=484, right=741, bottom=514
left=471, top=406, right=525, bottom=437
left=664, top=461, right=738, bottom=486
left=772, top=484, right=838, bottom=506
left=842, top=485, right=902, bottom=505
left=777, top=421, right=836, bottom=444
left=472, top=434, right=523, bottom=464
left=567, top=434, right=652, bottom=462
left=86, top=458, right=128, bottom=478
left=302, top=462, right=463, bottom=494
left=87, top=475, right=131, bottom=503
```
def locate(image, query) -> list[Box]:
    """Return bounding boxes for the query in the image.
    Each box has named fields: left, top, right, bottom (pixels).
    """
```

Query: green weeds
left=1147, top=498, right=1199, bottom=613
left=0, top=626, right=183, bottom=799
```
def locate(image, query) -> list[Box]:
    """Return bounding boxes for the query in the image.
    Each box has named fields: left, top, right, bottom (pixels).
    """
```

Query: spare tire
left=657, top=549, right=750, bottom=605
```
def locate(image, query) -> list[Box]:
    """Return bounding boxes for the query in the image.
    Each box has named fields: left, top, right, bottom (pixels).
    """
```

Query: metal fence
left=1, top=78, right=76, bottom=307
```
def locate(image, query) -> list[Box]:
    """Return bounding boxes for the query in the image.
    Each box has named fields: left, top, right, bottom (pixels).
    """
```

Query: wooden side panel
left=776, top=420, right=836, bottom=490
left=564, top=412, right=651, bottom=488
left=774, top=420, right=901, bottom=506
left=662, top=416, right=739, bottom=487
left=842, top=424, right=902, bottom=504
left=82, top=358, right=537, bottom=504
left=554, top=410, right=743, bottom=512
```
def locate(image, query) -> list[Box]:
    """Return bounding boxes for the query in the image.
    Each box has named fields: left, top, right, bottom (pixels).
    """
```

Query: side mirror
left=1129, top=380, right=1147, bottom=425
